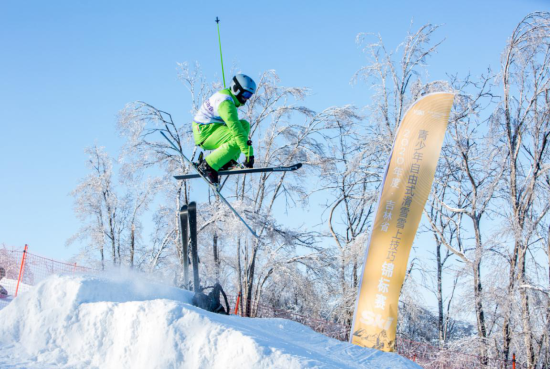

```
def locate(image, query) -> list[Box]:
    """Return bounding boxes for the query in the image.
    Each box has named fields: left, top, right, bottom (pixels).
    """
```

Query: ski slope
left=0, top=274, right=420, bottom=368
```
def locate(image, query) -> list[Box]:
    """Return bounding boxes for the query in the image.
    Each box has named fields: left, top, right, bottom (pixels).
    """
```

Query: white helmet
left=230, top=74, right=256, bottom=104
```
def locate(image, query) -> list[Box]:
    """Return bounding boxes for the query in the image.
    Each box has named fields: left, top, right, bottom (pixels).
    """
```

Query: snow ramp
left=0, top=274, right=420, bottom=369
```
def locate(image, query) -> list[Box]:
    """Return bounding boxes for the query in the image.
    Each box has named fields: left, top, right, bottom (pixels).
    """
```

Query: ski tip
left=295, top=163, right=303, bottom=169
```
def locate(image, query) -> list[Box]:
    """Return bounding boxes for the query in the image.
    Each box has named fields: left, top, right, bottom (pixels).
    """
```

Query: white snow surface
left=0, top=274, right=420, bottom=369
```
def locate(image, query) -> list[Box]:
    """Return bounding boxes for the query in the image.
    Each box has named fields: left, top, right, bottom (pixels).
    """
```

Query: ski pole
left=215, top=17, right=226, bottom=88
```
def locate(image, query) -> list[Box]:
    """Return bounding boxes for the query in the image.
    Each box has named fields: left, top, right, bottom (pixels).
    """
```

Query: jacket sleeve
left=218, top=100, right=251, bottom=156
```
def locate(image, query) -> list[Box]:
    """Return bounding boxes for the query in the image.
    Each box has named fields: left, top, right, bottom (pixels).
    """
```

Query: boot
left=198, top=160, right=219, bottom=186
left=219, top=159, right=239, bottom=171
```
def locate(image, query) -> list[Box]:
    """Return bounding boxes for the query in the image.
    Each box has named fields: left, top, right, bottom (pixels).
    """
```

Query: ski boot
left=197, top=160, right=219, bottom=189
left=219, top=159, right=239, bottom=171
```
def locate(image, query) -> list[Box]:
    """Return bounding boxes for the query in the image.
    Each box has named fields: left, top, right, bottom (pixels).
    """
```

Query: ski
left=160, top=131, right=259, bottom=239
left=174, top=163, right=302, bottom=180
left=188, top=201, right=200, bottom=292
left=179, top=204, right=190, bottom=289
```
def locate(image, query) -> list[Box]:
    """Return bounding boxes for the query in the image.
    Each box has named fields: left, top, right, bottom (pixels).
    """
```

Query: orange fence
left=0, top=245, right=97, bottom=310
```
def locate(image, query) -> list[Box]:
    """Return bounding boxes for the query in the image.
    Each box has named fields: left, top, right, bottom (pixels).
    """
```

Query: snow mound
left=0, top=274, right=419, bottom=369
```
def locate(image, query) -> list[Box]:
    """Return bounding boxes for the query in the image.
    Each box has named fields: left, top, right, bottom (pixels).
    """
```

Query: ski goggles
left=241, top=90, right=254, bottom=100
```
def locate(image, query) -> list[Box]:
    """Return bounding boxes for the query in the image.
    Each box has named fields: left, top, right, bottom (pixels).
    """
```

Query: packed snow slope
left=0, top=274, right=419, bottom=369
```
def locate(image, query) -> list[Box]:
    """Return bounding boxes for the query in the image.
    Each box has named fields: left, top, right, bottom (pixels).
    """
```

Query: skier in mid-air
left=192, top=74, right=256, bottom=186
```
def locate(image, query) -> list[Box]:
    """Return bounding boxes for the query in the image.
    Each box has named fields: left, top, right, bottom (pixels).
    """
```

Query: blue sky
left=0, top=0, right=547, bottom=261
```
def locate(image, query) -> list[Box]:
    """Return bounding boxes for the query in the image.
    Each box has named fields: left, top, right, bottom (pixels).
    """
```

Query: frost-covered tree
left=69, top=146, right=124, bottom=269
left=121, top=175, right=161, bottom=268
left=311, top=106, right=376, bottom=326
left=353, top=23, right=444, bottom=141
left=493, top=12, right=550, bottom=368
left=423, top=175, right=461, bottom=347
left=421, top=76, right=503, bottom=364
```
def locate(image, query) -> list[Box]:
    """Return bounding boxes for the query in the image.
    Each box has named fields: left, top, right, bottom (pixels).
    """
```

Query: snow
left=0, top=278, right=23, bottom=311
left=0, top=277, right=21, bottom=295
left=0, top=274, right=420, bottom=368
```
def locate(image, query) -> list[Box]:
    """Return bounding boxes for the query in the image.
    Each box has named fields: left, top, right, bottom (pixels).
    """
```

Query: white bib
left=194, top=92, right=234, bottom=125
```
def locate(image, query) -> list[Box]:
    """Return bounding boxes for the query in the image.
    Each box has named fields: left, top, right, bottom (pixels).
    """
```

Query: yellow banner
left=350, top=92, right=454, bottom=352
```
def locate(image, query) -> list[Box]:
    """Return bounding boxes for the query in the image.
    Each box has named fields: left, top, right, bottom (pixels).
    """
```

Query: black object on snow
left=192, top=283, right=230, bottom=315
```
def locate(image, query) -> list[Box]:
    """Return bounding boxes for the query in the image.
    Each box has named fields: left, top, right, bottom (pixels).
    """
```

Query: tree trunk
left=245, top=242, right=259, bottom=317
left=130, top=224, right=135, bottom=268
left=473, top=260, right=488, bottom=365
left=472, top=218, right=488, bottom=365
left=237, top=238, right=244, bottom=316
left=353, top=261, right=358, bottom=288
left=213, top=232, right=219, bottom=283
left=503, top=241, right=519, bottom=362
left=108, top=213, right=116, bottom=266
left=518, top=249, right=536, bottom=368
left=111, top=233, right=116, bottom=265
left=437, top=242, right=445, bottom=346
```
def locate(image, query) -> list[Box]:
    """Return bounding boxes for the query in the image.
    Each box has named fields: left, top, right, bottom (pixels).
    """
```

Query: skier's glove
left=244, top=156, right=254, bottom=169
